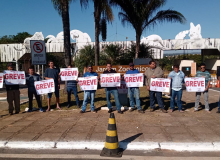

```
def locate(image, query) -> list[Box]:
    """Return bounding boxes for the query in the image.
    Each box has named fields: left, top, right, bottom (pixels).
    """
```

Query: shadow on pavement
left=119, top=133, right=143, bottom=151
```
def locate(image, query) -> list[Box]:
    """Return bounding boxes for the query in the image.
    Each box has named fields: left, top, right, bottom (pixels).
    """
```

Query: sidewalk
left=0, top=89, right=219, bottom=151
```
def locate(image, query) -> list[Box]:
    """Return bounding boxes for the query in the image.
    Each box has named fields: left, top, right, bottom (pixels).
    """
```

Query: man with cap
left=125, top=62, right=145, bottom=113
left=80, top=65, right=98, bottom=113
left=103, top=63, right=123, bottom=114
left=4, top=63, right=20, bottom=115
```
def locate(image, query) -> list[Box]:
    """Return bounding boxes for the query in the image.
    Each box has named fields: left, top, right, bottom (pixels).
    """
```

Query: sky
left=0, top=0, right=220, bottom=42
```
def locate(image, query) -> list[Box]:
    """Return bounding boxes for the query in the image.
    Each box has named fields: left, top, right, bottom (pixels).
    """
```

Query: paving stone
left=143, top=133, right=169, bottom=142
left=9, top=132, right=38, bottom=141
left=22, top=125, right=47, bottom=133
left=188, top=126, right=215, bottom=134
left=46, top=125, right=71, bottom=133
left=63, top=133, right=88, bottom=141
left=140, top=126, right=163, bottom=134
left=12, top=121, right=34, bottom=126
left=0, top=126, right=24, bottom=133
left=165, top=126, right=188, bottom=134
left=36, top=133, right=63, bottom=141
left=68, top=125, right=92, bottom=133
left=0, top=132, right=14, bottom=140
left=118, top=133, right=145, bottom=142
left=196, top=133, right=220, bottom=142
left=89, top=133, right=106, bottom=142
left=169, top=133, right=196, bottom=142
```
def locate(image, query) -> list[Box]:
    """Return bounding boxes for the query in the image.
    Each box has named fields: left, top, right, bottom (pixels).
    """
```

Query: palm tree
left=110, top=0, right=186, bottom=59
left=80, top=0, right=114, bottom=66
left=51, top=0, right=73, bottom=66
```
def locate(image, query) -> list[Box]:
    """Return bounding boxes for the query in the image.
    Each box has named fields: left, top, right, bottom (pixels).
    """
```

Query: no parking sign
left=30, top=40, right=46, bottom=65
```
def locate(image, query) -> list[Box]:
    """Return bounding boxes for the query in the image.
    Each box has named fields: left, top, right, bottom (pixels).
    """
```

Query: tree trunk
left=62, top=1, right=71, bottom=67
left=94, top=3, right=100, bottom=66
left=135, top=33, right=141, bottom=59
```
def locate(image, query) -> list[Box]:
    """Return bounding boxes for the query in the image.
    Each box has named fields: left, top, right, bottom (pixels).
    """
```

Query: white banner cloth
left=60, top=68, right=78, bottom=81
left=78, top=76, right=98, bottom=91
left=185, top=77, right=205, bottom=92
left=150, top=78, right=171, bottom=92
left=124, top=73, right=143, bottom=87
left=100, top=73, right=120, bottom=87
left=34, top=79, right=55, bottom=95
left=3, top=70, right=25, bottom=85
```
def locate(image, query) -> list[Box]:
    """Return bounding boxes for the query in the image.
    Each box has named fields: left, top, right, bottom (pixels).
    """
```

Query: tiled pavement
left=0, top=90, right=220, bottom=143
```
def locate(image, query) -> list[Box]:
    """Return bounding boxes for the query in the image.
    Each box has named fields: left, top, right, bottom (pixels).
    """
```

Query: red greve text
left=151, top=81, right=170, bottom=87
left=36, top=82, right=54, bottom=90
left=5, top=74, right=25, bottom=79
left=185, top=81, right=204, bottom=87
left=79, top=79, right=97, bottom=86
left=60, top=71, right=78, bottom=76
left=0, top=76, right=2, bottom=83
left=125, top=76, right=143, bottom=83
left=102, top=77, right=120, bottom=83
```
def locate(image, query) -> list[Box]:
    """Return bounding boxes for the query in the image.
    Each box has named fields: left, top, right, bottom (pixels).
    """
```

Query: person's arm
left=44, top=69, right=52, bottom=80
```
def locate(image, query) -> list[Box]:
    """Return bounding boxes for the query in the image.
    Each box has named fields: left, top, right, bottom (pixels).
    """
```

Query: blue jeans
left=28, top=89, right=42, bottom=110
left=47, top=87, right=59, bottom=98
left=128, top=87, right=141, bottom=110
left=149, top=91, right=164, bottom=109
left=218, top=98, right=220, bottom=111
left=67, top=87, right=79, bottom=105
left=105, top=88, right=121, bottom=111
left=170, top=89, right=182, bottom=110
left=81, top=90, right=96, bottom=112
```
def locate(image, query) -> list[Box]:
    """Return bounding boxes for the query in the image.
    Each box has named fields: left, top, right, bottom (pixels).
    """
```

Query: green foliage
left=0, top=32, right=32, bottom=44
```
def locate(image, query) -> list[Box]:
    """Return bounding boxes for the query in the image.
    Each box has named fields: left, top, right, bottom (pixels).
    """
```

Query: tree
left=110, top=0, right=186, bottom=59
left=80, top=0, right=114, bottom=66
left=51, top=0, right=73, bottom=67
left=0, top=32, right=32, bottom=44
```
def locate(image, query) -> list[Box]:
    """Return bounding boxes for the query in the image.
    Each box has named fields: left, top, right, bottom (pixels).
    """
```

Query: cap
left=7, top=63, right=13, bottom=68
left=129, top=62, right=134, bottom=66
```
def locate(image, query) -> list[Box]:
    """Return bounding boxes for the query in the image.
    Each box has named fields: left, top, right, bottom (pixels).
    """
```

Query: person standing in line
left=194, top=63, right=211, bottom=113
left=145, top=60, right=167, bottom=113
left=217, top=68, right=220, bottom=113
left=80, top=65, right=98, bottom=113
left=26, top=66, right=44, bottom=112
left=168, top=65, right=185, bottom=112
left=45, top=60, right=61, bottom=111
left=125, top=62, right=145, bottom=113
left=66, top=64, right=80, bottom=108
left=103, top=63, right=123, bottom=114
left=4, top=63, right=20, bottom=115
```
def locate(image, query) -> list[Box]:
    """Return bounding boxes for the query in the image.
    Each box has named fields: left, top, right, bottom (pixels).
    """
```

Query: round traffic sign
left=33, top=42, right=43, bottom=53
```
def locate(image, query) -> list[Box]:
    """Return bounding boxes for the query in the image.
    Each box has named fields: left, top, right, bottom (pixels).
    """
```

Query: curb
left=1, top=141, right=220, bottom=151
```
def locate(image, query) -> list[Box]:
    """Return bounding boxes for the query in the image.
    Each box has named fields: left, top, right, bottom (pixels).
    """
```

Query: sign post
left=30, top=40, right=46, bottom=65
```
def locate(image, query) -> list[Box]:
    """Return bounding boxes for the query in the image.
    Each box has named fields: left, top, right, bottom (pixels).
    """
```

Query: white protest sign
left=78, top=76, right=98, bottom=91
left=100, top=73, right=120, bottom=87
left=124, top=73, right=143, bottom=87
left=60, top=68, right=78, bottom=81
left=150, top=78, right=171, bottom=92
left=117, top=81, right=128, bottom=94
left=0, top=73, right=3, bottom=88
left=31, top=40, right=46, bottom=65
left=3, top=70, right=26, bottom=85
left=185, top=77, right=205, bottom=92
left=34, top=79, right=55, bottom=95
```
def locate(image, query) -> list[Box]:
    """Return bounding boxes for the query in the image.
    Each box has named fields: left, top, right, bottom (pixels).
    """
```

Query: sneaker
left=193, top=109, right=198, bottom=112
left=129, top=108, right=135, bottom=112
left=216, top=110, right=220, bottom=113
left=66, top=104, right=70, bottom=108
left=80, top=110, right=85, bottom=113
left=150, top=108, right=155, bottom=112
left=15, top=112, right=19, bottom=114
left=77, top=104, right=81, bottom=108
left=91, top=110, right=97, bottom=113
left=161, top=109, right=167, bottom=113
left=138, top=109, right=145, bottom=113
left=39, top=108, right=44, bottom=112
left=118, top=110, right=123, bottom=114
left=27, top=109, right=32, bottom=112
left=108, top=108, right=113, bottom=113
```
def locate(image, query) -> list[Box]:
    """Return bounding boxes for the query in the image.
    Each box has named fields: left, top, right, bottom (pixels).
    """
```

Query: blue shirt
left=168, top=70, right=185, bottom=91
left=195, top=70, right=211, bottom=87
left=26, top=73, right=42, bottom=91
left=126, top=69, right=140, bottom=74
left=45, top=68, right=60, bottom=86
left=83, top=72, right=98, bottom=77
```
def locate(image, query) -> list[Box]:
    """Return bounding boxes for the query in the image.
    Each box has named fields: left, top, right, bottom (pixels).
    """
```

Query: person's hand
left=185, top=76, right=188, bottom=78
left=147, top=86, right=150, bottom=91
left=76, top=79, right=79, bottom=82
left=202, top=76, right=205, bottom=78
left=151, top=75, right=156, bottom=78
left=169, top=77, right=171, bottom=80
left=58, top=84, right=60, bottom=89
left=205, top=87, right=208, bottom=91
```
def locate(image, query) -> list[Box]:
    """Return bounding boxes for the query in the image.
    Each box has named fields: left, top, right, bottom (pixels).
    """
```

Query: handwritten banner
left=78, top=76, right=98, bottom=91
left=185, top=77, right=205, bottom=92
left=0, top=73, right=3, bottom=88
left=60, top=68, right=78, bottom=81
left=3, top=70, right=25, bottom=85
left=124, top=73, right=143, bottom=87
left=117, top=81, right=128, bottom=94
left=150, top=78, right=171, bottom=92
left=34, top=79, right=55, bottom=95
left=100, top=73, right=120, bottom=87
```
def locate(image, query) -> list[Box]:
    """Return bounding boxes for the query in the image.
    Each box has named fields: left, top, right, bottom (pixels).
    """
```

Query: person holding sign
left=217, top=69, right=220, bottom=113
left=45, top=60, right=61, bottom=111
left=194, top=63, right=211, bottom=113
left=4, top=63, right=20, bottom=115
left=168, top=65, right=185, bottom=112
left=126, top=63, right=144, bottom=113
left=145, top=60, right=167, bottom=113
left=103, top=63, right=123, bottom=114
left=66, top=65, right=80, bottom=108
left=26, top=66, right=43, bottom=112
left=80, top=65, right=98, bottom=113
